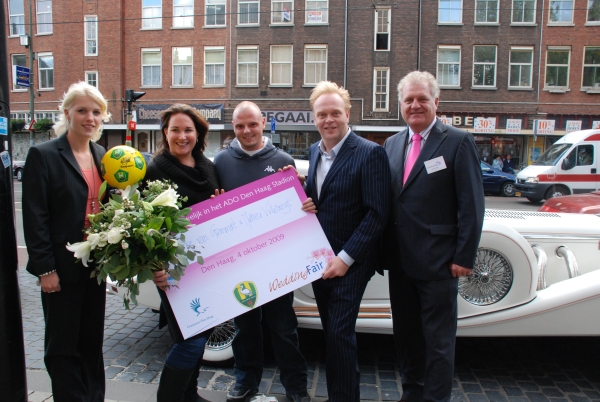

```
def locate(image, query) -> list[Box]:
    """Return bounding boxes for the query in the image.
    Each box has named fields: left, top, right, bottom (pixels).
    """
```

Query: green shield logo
left=233, top=281, right=258, bottom=308
left=134, top=156, right=145, bottom=170
left=110, top=148, right=125, bottom=160
left=114, top=170, right=129, bottom=183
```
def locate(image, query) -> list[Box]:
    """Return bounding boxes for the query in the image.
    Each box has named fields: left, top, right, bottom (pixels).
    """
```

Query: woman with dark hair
left=146, top=104, right=220, bottom=402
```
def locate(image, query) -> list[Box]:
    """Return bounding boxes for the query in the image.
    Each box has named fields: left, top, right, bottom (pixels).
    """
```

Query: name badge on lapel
left=424, top=156, right=447, bottom=174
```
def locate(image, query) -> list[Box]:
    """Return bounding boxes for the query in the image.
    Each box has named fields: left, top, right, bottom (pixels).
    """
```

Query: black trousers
left=389, top=269, right=458, bottom=402
left=41, top=271, right=106, bottom=402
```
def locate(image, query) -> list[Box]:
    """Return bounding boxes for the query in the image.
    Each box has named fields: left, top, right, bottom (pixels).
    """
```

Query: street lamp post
left=19, top=0, right=36, bottom=147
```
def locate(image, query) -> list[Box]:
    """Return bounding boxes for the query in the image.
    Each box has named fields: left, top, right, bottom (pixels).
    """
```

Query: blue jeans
left=232, top=292, right=307, bottom=393
left=165, top=334, right=208, bottom=370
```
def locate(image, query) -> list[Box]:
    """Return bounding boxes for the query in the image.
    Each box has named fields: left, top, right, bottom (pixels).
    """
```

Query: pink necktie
left=403, top=133, right=422, bottom=184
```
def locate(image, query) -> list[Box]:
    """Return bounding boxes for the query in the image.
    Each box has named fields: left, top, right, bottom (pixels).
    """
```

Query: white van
left=515, top=129, right=600, bottom=202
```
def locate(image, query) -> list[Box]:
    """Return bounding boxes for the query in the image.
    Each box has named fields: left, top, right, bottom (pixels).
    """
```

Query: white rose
left=149, top=188, right=179, bottom=209
left=66, top=241, right=92, bottom=267
left=107, top=227, right=124, bottom=244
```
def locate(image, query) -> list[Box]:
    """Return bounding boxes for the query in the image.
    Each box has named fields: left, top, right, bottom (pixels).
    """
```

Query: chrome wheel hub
left=459, top=248, right=513, bottom=305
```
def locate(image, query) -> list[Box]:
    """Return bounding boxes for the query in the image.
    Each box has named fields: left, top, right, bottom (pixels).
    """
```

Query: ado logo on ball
left=101, top=145, right=147, bottom=189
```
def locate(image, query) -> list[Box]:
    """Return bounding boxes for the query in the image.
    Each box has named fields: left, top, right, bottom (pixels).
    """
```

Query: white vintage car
left=107, top=159, right=600, bottom=362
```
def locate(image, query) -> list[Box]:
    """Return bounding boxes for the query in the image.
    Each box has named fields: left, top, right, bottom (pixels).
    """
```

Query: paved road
left=12, top=183, right=600, bottom=401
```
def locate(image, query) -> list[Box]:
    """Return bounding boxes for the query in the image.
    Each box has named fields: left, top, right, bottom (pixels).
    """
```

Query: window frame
left=37, top=52, right=54, bottom=90
left=373, top=68, right=390, bottom=112
left=9, top=0, right=25, bottom=36
left=172, top=47, right=194, bottom=87
left=472, top=45, right=497, bottom=88
left=237, top=46, right=259, bottom=86
left=84, top=15, right=98, bottom=56
left=204, top=46, right=226, bottom=86
left=548, top=0, right=574, bottom=24
left=305, top=0, right=328, bottom=24
left=270, top=45, right=293, bottom=86
left=11, top=54, right=28, bottom=92
left=238, top=0, right=260, bottom=25
left=85, top=71, right=99, bottom=88
left=304, top=44, right=327, bottom=86
left=271, top=0, right=294, bottom=25
left=544, top=48, right=570, bottom=89
left=511, top=0, right=536, bottom=24
left=437, top=45, right=461, bottom=88
left=587, top=0, right=600, bottom=24
left=173, top=0, right=194, bottom=28
left=582, top=46, right=600, bottom=88
left=374, top=9, right=391, bottom=51
left=36, top=0, right=53, bottom=35
left=508, top=47, right=534, bottom=89
left=206, top=0, right=226, bottom=27
left=438, top=0, right=463, bottom=24
left=142, top=0, right=162, bottom=29
left=475, top=0, right=499, bottom=24
left=141, top=48, right=162, bottom=87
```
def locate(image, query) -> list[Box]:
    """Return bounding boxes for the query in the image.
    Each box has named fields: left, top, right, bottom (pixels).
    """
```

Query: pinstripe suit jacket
left=305, top=131, right=392, bottom=285
left=23, top=134, right=106, bottom=284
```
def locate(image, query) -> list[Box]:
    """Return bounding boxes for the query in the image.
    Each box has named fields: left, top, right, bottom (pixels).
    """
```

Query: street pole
left=0, top=2, right=28, bottom=401
left=28, top=0, right=35, bottom=146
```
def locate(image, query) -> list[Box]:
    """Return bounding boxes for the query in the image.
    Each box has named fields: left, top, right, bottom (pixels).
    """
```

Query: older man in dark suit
left=383, top=71, right=484, bottom=402
left=303, top=81, right=391, bottom=401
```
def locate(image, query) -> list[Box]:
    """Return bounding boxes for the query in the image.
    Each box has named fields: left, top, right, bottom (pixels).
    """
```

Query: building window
left=375, top=9, right=390, bottom=51
left=473, top=45, right=497, bottom=87
left=206, top=0, right=226, bottom=26
left=237, top=46, right=259, bottom=85
left=475, top=0, right=498, bottom=23
left=84, top=16, right=98, bottom=56
left=270, top=45, right=293, bottom=85
left=38, top=53, right=54, bottom=90
left=173, top=47, right=193, bottom=86
left=173, top=0, right=194, bottom=28
left=85, top=71, right=98, bottom=88
left=509, top=47, right=533, bottom=88
left=549, top=0, right=573, bottom=23
left=142, top=0, right=162, bottom=29
left=588, top=0, right=600, bottom=23
left=512, top=0, right=535, bottom=23
left=304, top=45, right=327, bottom=85
left=272, top=0, right=293, bottom=24
left=37, top=0, right=52, bottom=34
left=306, top=0, right=328, bottom=23
left=439, top=0, right=462, bottom=23
left=583, top=47, right=600, bottom=87
left=545, top=49, right=570, bottom=87
left=142, top=49, right=162, bottom=86
left=9, top=0, right=25, bottom=36
left=437, top=46, right=461, bottom=87
left=373, top=68, right=390, bottom=111
left=205, top=47, right=225, bottom=86
left=11, top=54, right=27, bottom=91
left=239, top=0, right=259, bottom=25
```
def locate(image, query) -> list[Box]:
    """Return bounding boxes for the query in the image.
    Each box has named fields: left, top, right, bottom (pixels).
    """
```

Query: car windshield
left=534, top=143, right=572, bottom=166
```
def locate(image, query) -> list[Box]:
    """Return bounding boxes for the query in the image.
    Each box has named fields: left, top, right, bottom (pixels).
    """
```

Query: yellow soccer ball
left=101, top=146, right=147, bottom=189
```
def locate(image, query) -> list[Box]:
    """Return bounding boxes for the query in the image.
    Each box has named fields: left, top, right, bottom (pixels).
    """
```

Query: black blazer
left=23, top=135, right=106, bottom=284
left=383, top=120, right=485, bottom=281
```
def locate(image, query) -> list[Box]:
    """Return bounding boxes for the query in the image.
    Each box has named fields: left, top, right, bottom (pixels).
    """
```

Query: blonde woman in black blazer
left=23, top=82, right=111, bottom=401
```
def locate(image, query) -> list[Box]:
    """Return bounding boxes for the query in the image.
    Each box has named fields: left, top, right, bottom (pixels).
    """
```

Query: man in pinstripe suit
left=303, top=81, right=391, bottom=401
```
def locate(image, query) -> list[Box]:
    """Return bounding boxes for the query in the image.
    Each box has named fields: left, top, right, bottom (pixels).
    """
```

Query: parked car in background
left=538, top=190, right=600, bottom=214
left=13, top=161, right=25, bottom=181
left=481, top=161, right=516, bottom=197
left=140, top=152, right=153, bottom=164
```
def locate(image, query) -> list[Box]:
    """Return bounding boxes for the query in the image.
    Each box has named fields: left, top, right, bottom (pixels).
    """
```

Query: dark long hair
left=158, top=103, right=209, bottom=158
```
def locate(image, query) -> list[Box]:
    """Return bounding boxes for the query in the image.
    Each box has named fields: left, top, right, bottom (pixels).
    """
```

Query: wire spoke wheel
left=459, top=248, right=513, bottom=305
left=206, top=320, right=235, bottom=352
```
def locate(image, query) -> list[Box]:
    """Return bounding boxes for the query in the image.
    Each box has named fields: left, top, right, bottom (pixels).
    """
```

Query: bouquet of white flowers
left=67, top=180, right=202, bottom=308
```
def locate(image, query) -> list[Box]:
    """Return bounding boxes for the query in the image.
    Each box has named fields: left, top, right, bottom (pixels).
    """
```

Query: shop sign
left=307, top=11, right=323, bottom=22
left=136, top=104, right=224, bottom=124
left=593, top=121, right=600, bottom=130
left=439, top=117, right=453, bottom=126
left=506, top=119, right=522, bottom=134
left=534, top=120, right=555, bottom=135
left=261, top=110, right=314, bottom=125
left=565, top=120, right=582, bottom=133
left=474, top=117, right=496, bottom=133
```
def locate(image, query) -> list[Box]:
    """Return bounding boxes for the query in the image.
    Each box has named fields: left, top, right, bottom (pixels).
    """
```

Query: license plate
left=516, top=191, right=522, bottom=197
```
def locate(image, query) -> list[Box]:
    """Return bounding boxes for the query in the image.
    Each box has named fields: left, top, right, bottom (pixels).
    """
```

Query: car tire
left=544, top=185, right=569, bottom=200
left=16, top=169, right=23, bottom=181
left=501, top=182, right=515, bottom=197
left=202, top=320, right=235, bottom=365
left=526, top=196, right=542, bottom=203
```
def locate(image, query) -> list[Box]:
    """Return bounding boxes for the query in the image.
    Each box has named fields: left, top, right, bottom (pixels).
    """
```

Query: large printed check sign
left=165, top=169, right=333, bottom=339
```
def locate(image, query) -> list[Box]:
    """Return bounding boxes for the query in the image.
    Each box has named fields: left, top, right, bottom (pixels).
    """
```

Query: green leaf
left=115, top=265, right=131, bottom=280
left=165, top=216, right=172, bottom=231
left=176, top=254, right=189, bottom=266
left=98, top=181, right=108, bottom=201
left=148, top=216, right=165, bottom=231
left=197, top=256, right=204, bottom=265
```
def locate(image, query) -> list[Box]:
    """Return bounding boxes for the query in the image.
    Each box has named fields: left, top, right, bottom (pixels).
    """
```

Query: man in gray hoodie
left=214, top=101, right=311, bottom=402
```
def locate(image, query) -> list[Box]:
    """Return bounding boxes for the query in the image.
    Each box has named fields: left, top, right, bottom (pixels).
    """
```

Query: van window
left=534, top=143, right=572, bottom=166
left=577, top=145, right=593, bottom=166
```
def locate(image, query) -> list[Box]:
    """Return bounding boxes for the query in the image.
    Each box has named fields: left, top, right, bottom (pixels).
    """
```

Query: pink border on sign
left=186, top=169, right=306, bottom=225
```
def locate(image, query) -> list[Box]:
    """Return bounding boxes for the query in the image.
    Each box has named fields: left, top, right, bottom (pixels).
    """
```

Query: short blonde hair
left=54, top=82, right=111, bottom=141
left=309, top=81, right=352, bottom=112
left=397, top=71, right=440, bottom=101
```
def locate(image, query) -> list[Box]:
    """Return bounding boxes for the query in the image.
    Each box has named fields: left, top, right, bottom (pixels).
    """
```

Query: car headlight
left=525, top=177, right=539, bottom=183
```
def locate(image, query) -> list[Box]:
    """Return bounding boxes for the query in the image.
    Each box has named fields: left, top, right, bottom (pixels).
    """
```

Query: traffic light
left=125, top=89, right=146, bottom=113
